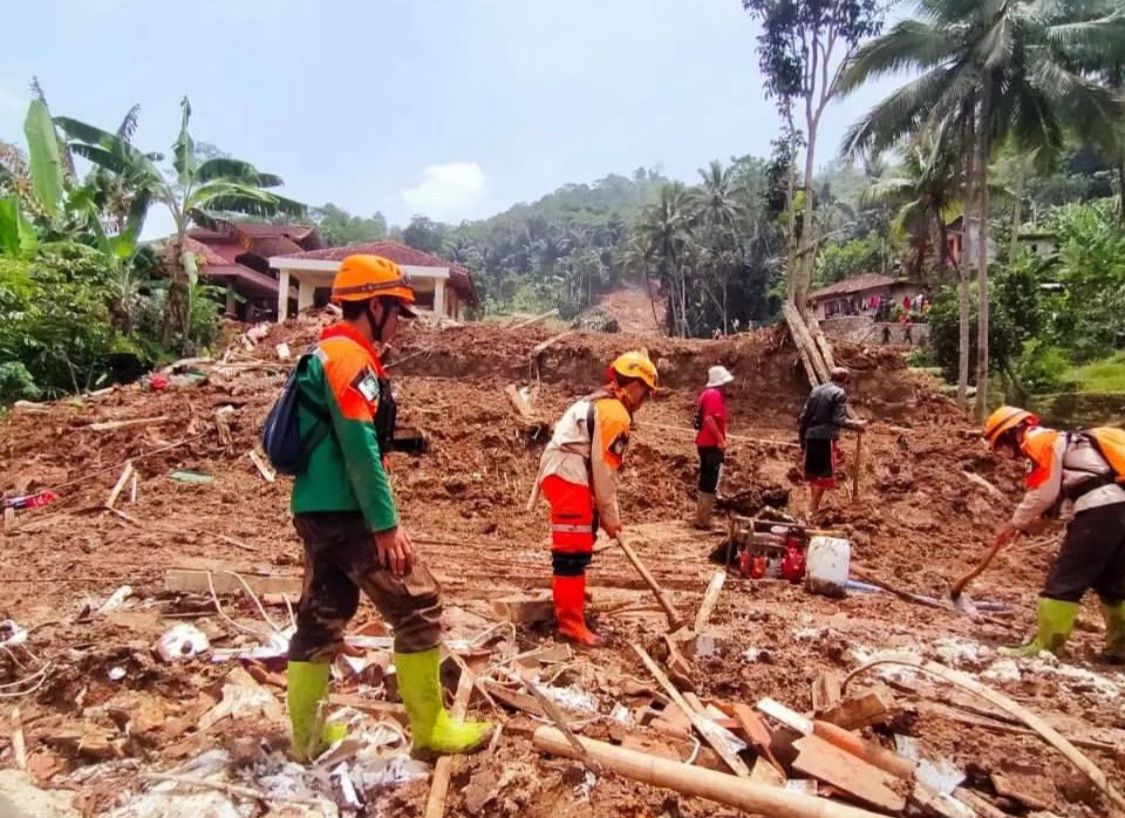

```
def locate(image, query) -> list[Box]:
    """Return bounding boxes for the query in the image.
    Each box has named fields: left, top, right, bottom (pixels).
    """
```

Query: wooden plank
left=491, top=593, right=554, bottom=625
left=424, top=668, right=475, bottom=818
left=508, top=308, right=558, bottom=331
left=848, top=658, right=1125, bottom=812
left=531, top=330, right=575, bottom=358
left=818, top=689, right=895, bottom=730
left=694, top=571, right=726, bottom=632
left=811, top=670, right=844, bottom=715
left=164, top=569, right=301, bottom=597
left=632, top=643, right=750, bottom=778
left=247, top=450, right=277, bottom=483
left=87, top=416, right=170, bottom=432
left=791, top=734, right=905, bottom=813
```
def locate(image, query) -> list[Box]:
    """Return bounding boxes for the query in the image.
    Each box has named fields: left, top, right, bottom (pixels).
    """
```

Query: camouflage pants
left=288, top=512, right=443, bottom=661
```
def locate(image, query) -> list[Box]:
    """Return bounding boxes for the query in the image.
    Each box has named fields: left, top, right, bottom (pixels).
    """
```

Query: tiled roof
left=809, top=274, right=904, bottom=301
left=276, top=241, right=478, bottom=305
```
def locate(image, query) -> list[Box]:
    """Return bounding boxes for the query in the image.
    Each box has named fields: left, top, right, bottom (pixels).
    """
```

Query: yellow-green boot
left=1000, top=598, right=1079, bottom=658
left=395, top=648, right=493, bottom=758
left=287, top=660, right=346, bottom=761
left=1101, top=600, right=1125, bottom=663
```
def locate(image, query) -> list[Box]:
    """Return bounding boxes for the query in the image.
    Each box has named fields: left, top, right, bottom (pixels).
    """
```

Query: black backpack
left=261, top=350, right=330, bottom=476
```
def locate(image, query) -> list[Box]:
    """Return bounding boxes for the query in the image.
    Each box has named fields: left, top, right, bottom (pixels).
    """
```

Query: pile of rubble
left=1, top=311, right=1123, bottom=817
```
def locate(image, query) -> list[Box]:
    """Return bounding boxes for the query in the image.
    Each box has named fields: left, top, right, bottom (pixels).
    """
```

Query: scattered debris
left=155, top=624, right=211, bottom=662
left=168, top=470, right=214, bottom=485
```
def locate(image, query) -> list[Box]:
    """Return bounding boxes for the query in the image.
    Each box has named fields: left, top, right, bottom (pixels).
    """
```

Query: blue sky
left=1, top=1, right=905, bottom=235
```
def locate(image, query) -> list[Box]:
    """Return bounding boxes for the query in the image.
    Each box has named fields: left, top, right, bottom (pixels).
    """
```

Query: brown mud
left=1, top=313, right=1122, bottom=816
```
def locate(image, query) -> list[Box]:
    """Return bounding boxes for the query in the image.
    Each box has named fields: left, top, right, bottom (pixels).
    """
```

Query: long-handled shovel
left=949, top=533, right=1016, bottom=615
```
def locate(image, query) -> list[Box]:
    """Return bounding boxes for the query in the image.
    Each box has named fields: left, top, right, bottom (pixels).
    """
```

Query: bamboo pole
left=533, top=727, right=888, bottom=818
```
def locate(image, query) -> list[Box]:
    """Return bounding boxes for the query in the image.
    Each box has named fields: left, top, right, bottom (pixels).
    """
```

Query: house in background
left=269, top=241, right=478, bottom=321
left=808, top=274, right=918, bottom=320
left=173, top=223, right=324, bottom=320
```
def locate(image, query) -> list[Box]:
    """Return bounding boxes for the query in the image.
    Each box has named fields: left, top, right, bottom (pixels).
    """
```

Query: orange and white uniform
left=1011, top=428, right=1125, bottom=531
left=537, top=387, right=632, bottom=563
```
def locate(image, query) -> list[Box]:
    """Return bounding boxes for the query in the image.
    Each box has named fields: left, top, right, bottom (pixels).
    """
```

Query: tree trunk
left=957, top=264, right=970, bottom=405
left=974, top=87, right=993, bottom=421
left=1117, top=159, right=1125, bottom=227
left=957, top=118, right=975, bottom=407
left=784, top=111, right=799, bottom=302
left=1009, top=155, right=1024, bottom=261
left=795, top=119, right=818, bottom=314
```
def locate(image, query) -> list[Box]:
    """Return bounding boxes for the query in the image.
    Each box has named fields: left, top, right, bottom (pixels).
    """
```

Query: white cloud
left=401, top=162, right=486, bottom=221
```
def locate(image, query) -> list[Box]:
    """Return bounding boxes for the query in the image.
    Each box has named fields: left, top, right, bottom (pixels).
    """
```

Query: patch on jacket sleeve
left=609, top=432, right=629, bottom=458
left=351, top=368, right=381, bottom=404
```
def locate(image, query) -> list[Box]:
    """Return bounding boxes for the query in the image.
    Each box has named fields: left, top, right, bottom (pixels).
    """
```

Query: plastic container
left=805, top=536, right=851, bottom=598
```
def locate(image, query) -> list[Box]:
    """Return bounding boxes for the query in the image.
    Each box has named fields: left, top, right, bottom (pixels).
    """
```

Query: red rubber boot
left=552, top=573, right=604, bottom=647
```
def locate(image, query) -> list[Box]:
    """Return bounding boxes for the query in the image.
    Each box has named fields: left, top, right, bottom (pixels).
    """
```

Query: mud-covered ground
left=1, top=314, right=1123, bottom=817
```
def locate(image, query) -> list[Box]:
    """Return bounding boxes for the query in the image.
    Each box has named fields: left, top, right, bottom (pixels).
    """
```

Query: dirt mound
left=595, top=285, right=664, bottom=335
left=1, top=311, right=1120, bottom=817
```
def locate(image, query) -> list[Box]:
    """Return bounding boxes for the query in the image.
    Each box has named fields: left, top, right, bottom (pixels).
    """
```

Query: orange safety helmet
left=983, top=405, right=1039, bottom=450
left=331, top=255, right=416, bottom=316
left=608, top=350, right=659, bottom=392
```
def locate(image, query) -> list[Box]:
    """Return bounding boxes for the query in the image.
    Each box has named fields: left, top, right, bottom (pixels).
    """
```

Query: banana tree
left=59, top=97, right=305, bottom=348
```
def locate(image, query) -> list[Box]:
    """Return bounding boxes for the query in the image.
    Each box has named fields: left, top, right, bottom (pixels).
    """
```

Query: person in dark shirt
left=797, top=368, right=867, bottom=516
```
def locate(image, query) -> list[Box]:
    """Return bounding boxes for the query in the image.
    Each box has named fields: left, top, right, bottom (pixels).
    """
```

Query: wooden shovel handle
left=615, top=535, right=684, bottom=631
left=951, top=536, right=1008, bottom=596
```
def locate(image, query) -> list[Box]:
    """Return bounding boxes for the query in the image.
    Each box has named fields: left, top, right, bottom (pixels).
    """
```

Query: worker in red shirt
left=533, top=351, right=659, bottom=646
left=694, top=365, right=734, bottom=528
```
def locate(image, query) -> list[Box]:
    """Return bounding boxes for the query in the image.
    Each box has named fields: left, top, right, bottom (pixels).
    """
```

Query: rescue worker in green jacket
left=286, top=254, right=492, bottom=761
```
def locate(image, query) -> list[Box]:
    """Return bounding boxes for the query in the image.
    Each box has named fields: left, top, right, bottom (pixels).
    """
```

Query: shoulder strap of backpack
left=294, top=347, right=331, bottom=463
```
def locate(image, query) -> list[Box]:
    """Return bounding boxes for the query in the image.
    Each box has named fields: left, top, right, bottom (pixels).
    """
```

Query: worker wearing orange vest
left=286, top=255, right=491, bottom=760
left=534, top=351, right=658, bottom=646
left=983, top=406, right=1125, bottom=661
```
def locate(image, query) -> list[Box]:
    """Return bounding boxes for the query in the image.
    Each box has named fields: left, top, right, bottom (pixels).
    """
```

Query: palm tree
left=840, top=0, right=1125, bottom=417
left=861, top=126, right=965, bottom=279
left=59, top=97, right=305, bottom=348
left=689, top=161, right=746, bottom=333
left=637, top=183, right=694, bottom=337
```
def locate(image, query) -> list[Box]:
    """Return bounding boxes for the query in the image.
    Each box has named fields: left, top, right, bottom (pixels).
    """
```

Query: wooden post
left=851, top=432, right=863, bottom=500
left=533, top=727, right=889, bottom=818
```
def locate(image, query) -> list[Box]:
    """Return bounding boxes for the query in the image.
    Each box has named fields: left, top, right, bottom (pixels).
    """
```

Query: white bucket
left=805, top=536, right=851, bottom=598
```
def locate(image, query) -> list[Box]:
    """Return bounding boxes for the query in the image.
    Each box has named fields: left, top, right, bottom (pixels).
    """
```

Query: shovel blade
left=950, top=591, right=979, bottom=616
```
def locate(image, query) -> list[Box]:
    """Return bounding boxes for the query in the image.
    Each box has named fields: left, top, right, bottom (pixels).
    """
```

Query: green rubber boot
left=1000, top=598, right=1079, bottom=658
left=395, top=648, right=493, bottom=758
left=287, top=660, right=347, bottom=762
left=1101, top=600, right=1125, bottom=663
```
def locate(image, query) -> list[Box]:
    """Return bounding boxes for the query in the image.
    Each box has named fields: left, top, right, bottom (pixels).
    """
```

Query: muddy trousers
left=288, top=512, right=443, bottom=661
left=1042, top=502, right=1125, bottom=605
left=697, top=446, right=725, bottom=495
